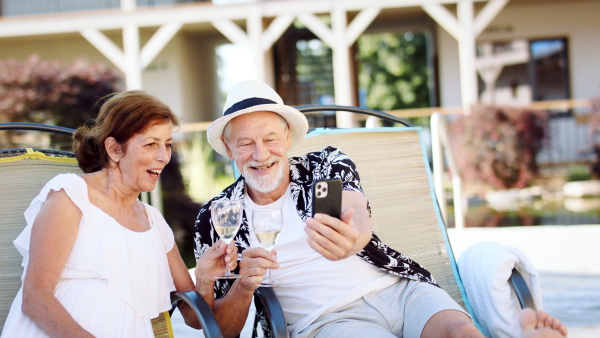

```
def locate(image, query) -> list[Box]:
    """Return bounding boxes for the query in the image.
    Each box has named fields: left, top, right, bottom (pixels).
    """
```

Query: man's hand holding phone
left=306, top=179, right=361, bottom=261
left=306, top=208, right=360, bottom=261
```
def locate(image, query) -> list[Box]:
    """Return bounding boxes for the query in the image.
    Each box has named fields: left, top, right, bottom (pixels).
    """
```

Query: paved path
left=172, top=224, right=600, bottom=337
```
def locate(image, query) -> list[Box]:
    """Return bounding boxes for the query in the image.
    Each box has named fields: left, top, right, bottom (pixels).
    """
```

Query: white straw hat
left=207, top=80, right=309, bottom=157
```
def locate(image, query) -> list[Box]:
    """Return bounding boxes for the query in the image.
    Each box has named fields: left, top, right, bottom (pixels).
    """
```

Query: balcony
left=0, top=0, right=210, bottom=17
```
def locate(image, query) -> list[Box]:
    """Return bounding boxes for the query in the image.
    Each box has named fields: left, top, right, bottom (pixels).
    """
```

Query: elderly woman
left=1, top=91, right=237, bottom=337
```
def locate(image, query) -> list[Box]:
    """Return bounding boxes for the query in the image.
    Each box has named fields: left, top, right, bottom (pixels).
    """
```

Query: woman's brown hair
left=73, top=90, right=181, bottom=173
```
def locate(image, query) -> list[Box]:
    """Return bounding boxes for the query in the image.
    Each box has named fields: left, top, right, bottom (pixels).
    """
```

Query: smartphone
left=311, top=178, right=342, bottom=219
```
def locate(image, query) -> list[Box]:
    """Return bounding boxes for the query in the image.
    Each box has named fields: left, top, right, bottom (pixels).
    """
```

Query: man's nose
left=254, top=142, right=270, bottom=161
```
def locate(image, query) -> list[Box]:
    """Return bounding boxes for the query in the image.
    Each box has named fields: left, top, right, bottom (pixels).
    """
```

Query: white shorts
left=295, top=278, right=471, bottom=338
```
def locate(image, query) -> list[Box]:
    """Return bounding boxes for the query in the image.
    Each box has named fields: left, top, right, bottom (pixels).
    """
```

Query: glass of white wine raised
left=252, top=208, right=282, bottom=287
left=211, top=199, right=243, bottom=279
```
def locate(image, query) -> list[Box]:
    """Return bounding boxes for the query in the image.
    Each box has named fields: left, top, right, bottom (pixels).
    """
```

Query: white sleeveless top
left=1, top=174, right=176, bottom=338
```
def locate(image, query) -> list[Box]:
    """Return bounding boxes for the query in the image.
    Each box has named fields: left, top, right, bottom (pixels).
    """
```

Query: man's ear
left=285, top=128, right=292, bottom=149
left=221, top=135, right=234, bottom=160
left=105, top=137, right=124, bottom=163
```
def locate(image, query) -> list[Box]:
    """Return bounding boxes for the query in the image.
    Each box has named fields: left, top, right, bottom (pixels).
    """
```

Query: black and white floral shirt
left=193, top=146, right=436, bottom=336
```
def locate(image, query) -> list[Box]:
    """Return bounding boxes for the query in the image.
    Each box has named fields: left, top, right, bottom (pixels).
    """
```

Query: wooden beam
left=211, top=19, right=249, bottom=46
left=80, top=29, right=126, bottom=72
left=140, top=22, right=182, bottom=69
left=297, top=13, right=335, bottom=47
left=261, top=14, right=295, bottom=52
left=458, top=0, right=477, bottom=110
left=474, top=0, right=509, bottom=36
left=345, top=7, right=381, bottom=45
left=121, top=0, right=136, bottom=12
left=422, top=3, right=460, bottom=40
left=0, top=0, right=489, bottom=39
left=247, top=7, right=266, bottom=81
left=123, top=23, right=142, bottom=90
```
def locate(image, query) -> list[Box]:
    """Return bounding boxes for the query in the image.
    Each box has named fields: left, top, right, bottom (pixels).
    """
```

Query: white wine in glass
left=211, top=199, right=243, bottom=279
left=254, top=230, right=281, bottom=250
left=252, top=208, right=282, bottom=286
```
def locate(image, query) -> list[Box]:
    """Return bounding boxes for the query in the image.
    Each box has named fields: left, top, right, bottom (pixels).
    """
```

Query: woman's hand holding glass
left=195, top=241, right=238, bottom=283
left=251, top=209, right=282, bottom=287
left=210, top=199, right=243, bottom=279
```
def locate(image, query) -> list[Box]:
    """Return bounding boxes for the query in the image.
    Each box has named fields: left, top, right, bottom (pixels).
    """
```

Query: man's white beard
left=242, top=156, right=285, bottom=193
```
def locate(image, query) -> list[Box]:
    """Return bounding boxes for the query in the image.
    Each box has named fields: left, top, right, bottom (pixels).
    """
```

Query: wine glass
left=252, top=208, right=282, bottom=287
left=211, top=199, right=243, bottom=279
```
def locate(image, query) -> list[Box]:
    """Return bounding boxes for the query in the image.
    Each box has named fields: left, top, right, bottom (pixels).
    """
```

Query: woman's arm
left=168, top=240, right=238, bottom=330
left=22, top=189, right=93, bottom=337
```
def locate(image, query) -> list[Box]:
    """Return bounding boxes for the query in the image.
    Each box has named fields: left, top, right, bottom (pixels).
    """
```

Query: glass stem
left=265, top=268, right=270, bottom=282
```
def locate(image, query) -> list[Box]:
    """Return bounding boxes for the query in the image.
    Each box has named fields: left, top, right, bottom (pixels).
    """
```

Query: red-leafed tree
left=0, top=55, right=122, bottom=148
left=452, top=104, right=550, bottom=190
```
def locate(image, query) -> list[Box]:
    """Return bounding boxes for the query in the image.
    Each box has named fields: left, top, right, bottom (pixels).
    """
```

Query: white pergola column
left=331, top=5, right=352, bottom=107
left=298, top=6, right=380, bottom=127
left=423, top=0, right=509, bottom=113
left=247, top=7, right=267, bottom=82
left=81, top=22, right=182, bottom=88
left=123, top=23, right=142, bottom=90
left=212, top=12, right=294, bottom=85
left=457, top=0, right=477, bottom=112
left=79, top=1, right=184, bottom=211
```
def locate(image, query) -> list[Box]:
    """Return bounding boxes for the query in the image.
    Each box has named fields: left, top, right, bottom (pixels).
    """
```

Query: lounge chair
left=248, top=105, right=535, bottom=337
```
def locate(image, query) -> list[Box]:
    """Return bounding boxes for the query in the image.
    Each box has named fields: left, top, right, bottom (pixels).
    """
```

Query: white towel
left=457, top=241, right=543, bottom=338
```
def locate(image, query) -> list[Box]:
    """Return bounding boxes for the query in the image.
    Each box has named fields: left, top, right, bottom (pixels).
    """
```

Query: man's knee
left=444, top=320, right=482, bottom=338
left=421, top=310, right=482, bottom=338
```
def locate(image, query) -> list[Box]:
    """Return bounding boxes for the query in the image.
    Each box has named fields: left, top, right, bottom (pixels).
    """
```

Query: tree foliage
left=356, top=32, right=431, bottom=111
left=455, top=105, right=549, bottom=190
left=0, top=55, right=121, bottom=129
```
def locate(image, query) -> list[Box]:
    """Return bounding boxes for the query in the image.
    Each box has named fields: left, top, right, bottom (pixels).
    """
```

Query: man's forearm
left=213, top=281, right=256, bottom=337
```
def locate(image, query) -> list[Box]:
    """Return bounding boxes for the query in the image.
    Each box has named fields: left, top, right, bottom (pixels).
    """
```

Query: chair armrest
left=254, top=287, right=289, bottom=338
left=170, top=291, right=223, bottom=338
left=508, top=268, right=536, bottom=311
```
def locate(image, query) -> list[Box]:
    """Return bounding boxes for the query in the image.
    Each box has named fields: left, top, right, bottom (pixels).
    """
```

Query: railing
left=0, top=0, right=209, bottom=17
left=431, top=113, right=465, bottom=229
left=426, top=98, right=598, bottom=229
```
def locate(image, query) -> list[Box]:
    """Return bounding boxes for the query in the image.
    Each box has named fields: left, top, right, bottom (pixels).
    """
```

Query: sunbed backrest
left=288, top=128, right=465, bottom=309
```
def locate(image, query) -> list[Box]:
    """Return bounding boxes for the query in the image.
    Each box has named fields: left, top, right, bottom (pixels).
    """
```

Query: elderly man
left=193, top=80, right=567, bottom=338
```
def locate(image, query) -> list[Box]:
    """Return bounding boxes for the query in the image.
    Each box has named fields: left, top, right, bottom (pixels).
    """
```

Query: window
left=529, top=38, right=570, bottom=102
left=476, top=38, right=570, bottom=106
left=274, top=23, right=336, bottom=128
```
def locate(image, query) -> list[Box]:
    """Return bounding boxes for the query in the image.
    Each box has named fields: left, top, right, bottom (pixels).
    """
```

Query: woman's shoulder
left=43, top=173, right=87, bottom=195
left=39, top=173, right=90, bottom=210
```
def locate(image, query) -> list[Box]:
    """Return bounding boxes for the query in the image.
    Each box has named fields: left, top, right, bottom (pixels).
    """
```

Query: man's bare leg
left=520, top=308, right=568, bottom=338
left=422, top=308, right=568, bottom=338
left=421, top=310, right=483, bottom=338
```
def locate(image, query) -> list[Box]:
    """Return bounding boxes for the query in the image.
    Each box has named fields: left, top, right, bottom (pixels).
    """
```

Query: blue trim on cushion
left=416, top=129, right=482, bottom=331
left=305, top=126, right=421, bottom=138
left=224, top=97, right=277, bottom=116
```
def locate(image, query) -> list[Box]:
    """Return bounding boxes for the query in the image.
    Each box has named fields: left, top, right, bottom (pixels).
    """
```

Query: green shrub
left=566, top=165, right=591, bottom=182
